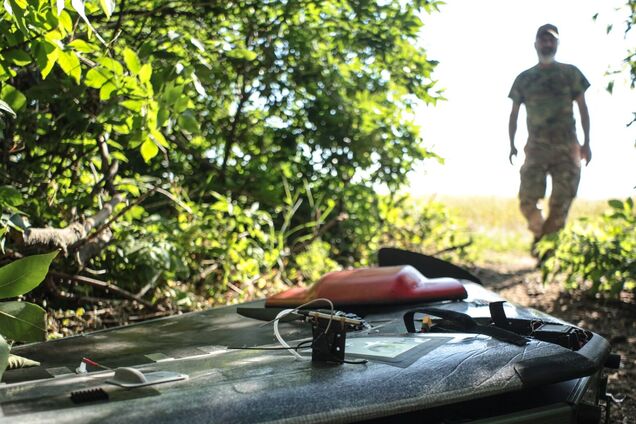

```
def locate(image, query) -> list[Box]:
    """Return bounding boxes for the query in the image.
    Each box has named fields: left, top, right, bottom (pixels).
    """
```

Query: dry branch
left=432, top=240, right=473, bottom=256
left=50, top=270, right=155, bottom=309
left=20, top=193, right=125, bottom=254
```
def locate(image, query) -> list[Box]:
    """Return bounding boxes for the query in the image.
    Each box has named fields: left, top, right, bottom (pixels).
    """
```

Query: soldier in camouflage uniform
left=508, top=24, right=591, bottom=251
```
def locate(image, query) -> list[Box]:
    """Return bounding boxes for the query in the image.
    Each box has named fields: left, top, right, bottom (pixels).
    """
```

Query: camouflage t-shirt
left=508, top=62, right=590, bottom=143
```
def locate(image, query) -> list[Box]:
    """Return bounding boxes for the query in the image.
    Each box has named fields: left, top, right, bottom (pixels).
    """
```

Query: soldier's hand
left=509, top=146, right=518, bottom=165
left=580, top=144, right=591, bottom=166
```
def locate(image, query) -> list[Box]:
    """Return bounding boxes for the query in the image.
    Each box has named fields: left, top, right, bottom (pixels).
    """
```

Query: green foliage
left=0, top=335, right=8, bottom=380
left=0, top=252, right=57, bottom=379
left=625, top=0, right=636, bottom=89
left=294, top=239, right=340, bottom=283
left=0, top=301, right=47, bottom=342
left=0, top=251, right=58, bottom=299
left=0, top=0, right=476, bottom=331
left=0, top=0, right=441, bottom=196
left=602, top=1, right=636, bottom=127
left=104, top=191, right=284, bottom=301
left=377, top=196, right=474, bottom=263
left=0, top=185, right=27, bottom=252
left=540, top=198, right=636, bottom=296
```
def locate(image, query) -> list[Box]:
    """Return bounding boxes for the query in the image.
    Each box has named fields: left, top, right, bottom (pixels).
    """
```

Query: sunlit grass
left=414, top=195, right=611, bottom=266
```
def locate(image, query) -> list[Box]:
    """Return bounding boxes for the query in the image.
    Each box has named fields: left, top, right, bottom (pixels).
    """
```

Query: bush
left=378, top=196, right=474, bottom=264
left=540, top=198, right=636, bottom=296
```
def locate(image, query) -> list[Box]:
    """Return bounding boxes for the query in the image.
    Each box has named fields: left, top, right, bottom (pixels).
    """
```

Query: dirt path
left=471, top=255, right=636, bottom=423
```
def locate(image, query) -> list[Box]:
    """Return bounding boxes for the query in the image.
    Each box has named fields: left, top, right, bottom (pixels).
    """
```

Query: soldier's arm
left=508, top=101, right=521, bottom=165
left=575, top=93, right=591, bottom=165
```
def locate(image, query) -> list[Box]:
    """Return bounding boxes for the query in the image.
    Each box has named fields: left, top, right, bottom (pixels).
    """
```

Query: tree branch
left=76, top=228, right=113, bottom=267
left=50, top=271, right=155, bottom=309
left=89, top=134, right=119, bottom=197
left=19, top=194, right=125, bottom=254
left=290, top=212, right=349, bottom=254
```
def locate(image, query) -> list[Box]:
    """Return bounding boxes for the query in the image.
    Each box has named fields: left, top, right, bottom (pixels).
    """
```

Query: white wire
left=272, top=298, right=335, bottom=361
left=274, top=309, right=307, bottom=360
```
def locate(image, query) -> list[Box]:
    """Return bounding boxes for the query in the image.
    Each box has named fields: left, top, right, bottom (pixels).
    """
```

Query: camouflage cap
left=536, top=24, right=559, bottom=40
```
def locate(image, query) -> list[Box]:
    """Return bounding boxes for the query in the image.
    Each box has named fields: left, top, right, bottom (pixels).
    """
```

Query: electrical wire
left=237, top=298, right=366, bottom=365
left=272, top=298, right=335, bottom=361
left=274, top=308, right=308, bottom=360
left=227, top=339, right=366, bottom=365
left=227, top=339, right=313, bottom=351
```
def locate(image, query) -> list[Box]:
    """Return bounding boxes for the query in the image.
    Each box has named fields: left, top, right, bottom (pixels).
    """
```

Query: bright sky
left=408, top=0, right=636, bottom=200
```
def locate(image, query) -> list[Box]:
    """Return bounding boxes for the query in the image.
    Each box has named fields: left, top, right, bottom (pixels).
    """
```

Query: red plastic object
left=265, top=265, right=467, bottom=307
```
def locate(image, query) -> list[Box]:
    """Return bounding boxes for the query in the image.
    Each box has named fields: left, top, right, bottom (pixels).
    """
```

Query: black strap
left=403, top=308, right=528, bottom=346
left=489, top=301, right=511, bottom=328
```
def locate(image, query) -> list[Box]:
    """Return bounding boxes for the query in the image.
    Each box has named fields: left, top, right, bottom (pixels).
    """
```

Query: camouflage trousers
left=519, top=140, right=581, bottom=238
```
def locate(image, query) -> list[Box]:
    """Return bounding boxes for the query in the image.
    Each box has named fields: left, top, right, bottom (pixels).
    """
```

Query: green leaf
left=57, top=51, right=81, bottom=84
left=68, top=39, right=97, bottom=53
left=99, top=0, right=115, bottom=18
left=123, top=205, right=145, bottom=220
left=99, top=82, right=117, bottom=100
left=7, top=0, right=29, bottom=35
left=150, top=129, right=168, bottom=147
left=4, top=49, right=31, bottom=66
left=174, top=95, right=189, bottom=113
left=45, top=8, right=59, bottom=28
left=0, top=85, right=27, bottom=112
left=58, top=9, right=71, bottom=31
left=163, top=84, right=182, bottom=104
left=0, top=251, right=58, bottom=299
left=9, top=0, right=27, bottom=11
left=118, top=182, right=139, bottom=196
left=608, top=199, right=624, bottom=210
left=177, top=110, right=200, bottom=133
left=8, top=214, right=28, bottom=231
left=0, top=186, right=23, bottom=206
left=85, top=68, right=109, bottom=88
left=157, top=106, right=169, bottom=127
left=0, top=100, right=16, bottom=119
left=123, top=47, right=141, bottom=75
left=121, top=99, right=143, bottom=112
left=140, top=138, right=159, bottom=162
left=33, top=40, right=59, bottom=79
left=111, top=151, right=129, bottom=163
left=0, top=335, right=8, bottom=381
left=0, top=301, right=46, bottom=342
left=97, top=57, right=124, bottom=75
left=139, top=63, right=152, bottom=84
left=226, top=49, right=257, bottom=61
